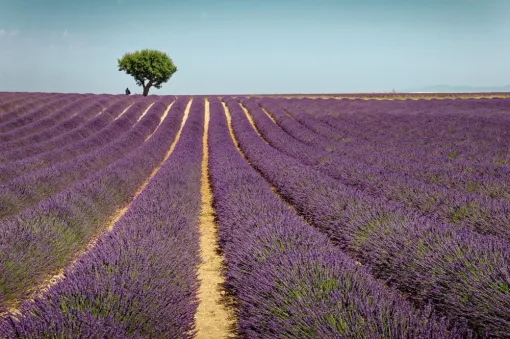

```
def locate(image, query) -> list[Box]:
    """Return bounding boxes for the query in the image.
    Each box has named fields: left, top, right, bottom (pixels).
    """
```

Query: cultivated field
left=0, top=92, right=509, bottom=338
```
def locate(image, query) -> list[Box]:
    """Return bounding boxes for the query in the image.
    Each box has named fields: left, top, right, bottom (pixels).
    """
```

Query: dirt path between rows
left=4, top=99, right=191, bottom=317
left=113, top=101, right=136, bottom=121
left=194, top=99, right=236, bottom=338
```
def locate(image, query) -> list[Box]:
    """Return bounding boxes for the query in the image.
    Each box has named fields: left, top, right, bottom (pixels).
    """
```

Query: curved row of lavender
left=0, top=94, right=173, bottom=159
left=309, top=98, right=510, bottom=166
left=278, top=98, right=510, bottom=202
left=0, top=100, right=166, bottom=222
left=0, top=95, right=121, bottom=153
left=224, top=97, right=510, bottom=336
left=322, top=96, right=510, bottom=161
left=0, top=96, right=187, bottom=312
left=0, top=95, right=82, bottom=135
left=0, top=97, right=134, bottom=183
left=0, top=96, right=135, bottom=163
left=0, top=93, right=55, bottom=123
left=0, top=94, right=28, bottom=110
left=0, top=93, right=66, bottom=125
left=209, top=97, right=472, bottom=338
left=311, top=99, right=510, bottom=187
left=0, top=97, right=202, bottom=338
left=246, top=97, right=510, bottom=241
left=291, top=99, right=510, bottom=199
left=0, top=98, right=160, bottom=220
left=353, top=99, right=509, bottom=165
left=0, top=95, right=98, bottom=144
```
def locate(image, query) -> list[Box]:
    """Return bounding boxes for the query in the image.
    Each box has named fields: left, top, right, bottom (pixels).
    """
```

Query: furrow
left=194, top=98, right=236, bottom=338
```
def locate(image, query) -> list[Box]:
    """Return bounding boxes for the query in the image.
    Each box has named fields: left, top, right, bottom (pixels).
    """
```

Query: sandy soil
left=194, top=99, right=236, bottom=338
left=238, top=102, right=267, bottom=144
left=259, top=106, right=277, bottom=124
left=112, top=102, right=135, bottom=121
left=144, top=102, right=173, bottom=141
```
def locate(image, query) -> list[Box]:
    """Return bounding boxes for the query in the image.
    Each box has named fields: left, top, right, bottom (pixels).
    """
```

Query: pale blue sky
left=0, top=0, right=509, bottom=94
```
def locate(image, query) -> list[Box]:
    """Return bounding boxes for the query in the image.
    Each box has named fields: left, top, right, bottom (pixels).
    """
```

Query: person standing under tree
left=125, top=87, right=131, bottom=95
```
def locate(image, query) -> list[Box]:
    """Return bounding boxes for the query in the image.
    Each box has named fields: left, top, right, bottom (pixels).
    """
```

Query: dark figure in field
left=125, top=88, right=131, bottom=95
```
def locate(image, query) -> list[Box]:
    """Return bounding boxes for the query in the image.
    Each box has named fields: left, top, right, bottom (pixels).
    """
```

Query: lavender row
left=252, top=96, right=510, bottom=242
left=0, top=97, right=187, bottom=310
left=0, top=98, right=168, bottom=222
left=0, top=95, right=96, bottom=143
left=312, top=98, right=510, bottom=155
left=280, top=98, right=510, bottom=201
left=0, top=96, right=144, bottom=166
left=248, top=98, right=510, bottom=241
left=0, top=97, right=135, bottom=183
left=225, top=97, right=510, bottom=337
left=307, top=98, right=510, bottom=180
left=0, top=94, right=51, bottom=121
left=0, top=98, right=109, bottom=154
left=0, top=95, right=82, bottom=135
left=0, top=95, right=119, bottom=152
left=335, top=99, right=510, bottom=160
left=0, top=93, right=24, bottom=109
left=301, top=97, right=510, bottom=170
left=208, top=97, right=471, bottom=338
left=295, top=97, right=504, bottom=167
left=0, top=94, right=61, bottom=124
left=0, top=97, right=202, bottom=338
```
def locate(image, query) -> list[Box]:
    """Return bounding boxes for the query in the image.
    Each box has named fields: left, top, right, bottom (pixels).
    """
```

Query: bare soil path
left=194, top=98, right=236, bottom=338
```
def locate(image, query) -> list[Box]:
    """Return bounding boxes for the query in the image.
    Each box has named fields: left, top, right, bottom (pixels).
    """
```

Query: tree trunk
left=142, top=80, right=153, bottom=96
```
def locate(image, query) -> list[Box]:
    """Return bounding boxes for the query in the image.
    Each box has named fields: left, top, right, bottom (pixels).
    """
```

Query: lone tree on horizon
left=118, top=49, right=177, bottom=96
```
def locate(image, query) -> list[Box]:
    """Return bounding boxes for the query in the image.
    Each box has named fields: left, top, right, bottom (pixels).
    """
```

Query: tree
left=118, top=49, right=177, bottom=96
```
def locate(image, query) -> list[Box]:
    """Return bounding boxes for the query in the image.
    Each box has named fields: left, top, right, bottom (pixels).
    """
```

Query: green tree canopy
left=118, top=49, right=177, bottom=96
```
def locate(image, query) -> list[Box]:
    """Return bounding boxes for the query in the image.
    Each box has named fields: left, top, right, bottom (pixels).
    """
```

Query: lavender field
left=0, top=92, right=509, bottom=338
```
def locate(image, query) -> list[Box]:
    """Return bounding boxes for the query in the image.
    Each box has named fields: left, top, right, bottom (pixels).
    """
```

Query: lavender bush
left=0, top=93, right=507, bottom=337
left=0, top=94, right=51, bottom=121
left=0, top=99, right=160, bottom=219
left=244, top=98, right=510, bottom=241
left=225, top=97, right=510, bottom=336
left=0, top=95, right=80, bottom=135
left=0, top=95, right=99, bottom=144
left=0, top=97, right=135, bottom=181
left=0, top=97, right=188, bottom=310
left=292, top=98, right=510, bottom=199
left=208, top=97, right=472, bottom=338
left=0, top=96, right=202, bottom=338
left=0, top=95, right=120, bottom=153
left=0, top=93, right=63, bottom=125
